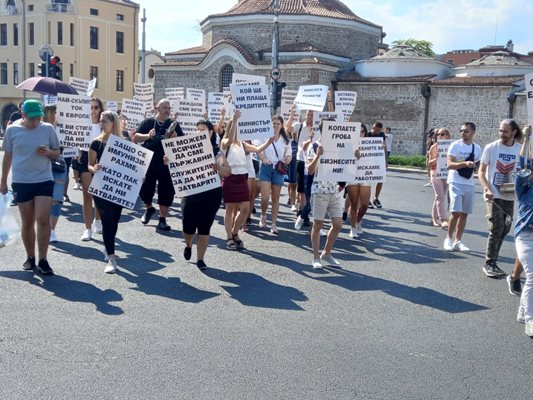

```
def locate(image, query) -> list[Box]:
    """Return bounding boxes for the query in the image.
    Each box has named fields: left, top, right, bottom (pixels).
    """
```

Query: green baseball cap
left=22, top=99, right=44, bottom=118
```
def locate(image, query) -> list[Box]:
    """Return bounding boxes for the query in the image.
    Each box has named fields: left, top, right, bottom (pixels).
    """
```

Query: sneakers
left=196, top=259, right=207, bottom=271
left=312, top=258, right=322, bottom=269
left=483, top=261, right=506, bottom=278
left=320, top=253, right=341, bottom=268
left=141, top=207, right=156, bottom=224
left=319, top=229, right=328, bottom=237
left=526, top=322, right=533, bottom=337
left=453, top=241, right=470, bottom=252
left=443, top=237, right=454, bottom=251
left=74, top=182, right=82, bottom=190
left=368, top=202, right=374, bottom=209
left=355, top=222, right=363, bottom=235
left=22, top=256, right=37, bottom=271
left=270, top=225, right=278, bottom=235
left=373, top=199, right=382, bottom=208
left=80, top=229, right=92, bottom=241
left=183, top=246, right=192, bottom=261
left=517, top=307, right=525, bottom=324
left=507, top=275, right=522, bottom=296
left=294, top=216, right=304, bottom=230
left=37, top=259, right=54, bottom=275
left=157, top=220, right=171, bottom=231
left=349, top=227, right=358, bottom=238
left=104, top=255, right=117, bottom=274
left=291, top=205, right=298, bottom=212
left=93, top=219, right=103, bottom=234
left=49, top=230, right=58, bottom=243
left=259, top=214, right=267, bottom=228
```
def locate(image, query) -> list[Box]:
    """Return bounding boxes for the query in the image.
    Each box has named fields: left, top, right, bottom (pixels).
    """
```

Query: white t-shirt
left=447, top=140, right=482, bottom=186
left=291, top=121, right=313, bottom=161
left=481, top=140, right=521, bottom=201
left=262, top=136, right=291, bottom=163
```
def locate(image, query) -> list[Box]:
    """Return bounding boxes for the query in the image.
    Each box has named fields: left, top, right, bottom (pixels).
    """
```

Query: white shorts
left=449, top=183, right=475, bottom=214
left=311, top=192, right=343, bottom=221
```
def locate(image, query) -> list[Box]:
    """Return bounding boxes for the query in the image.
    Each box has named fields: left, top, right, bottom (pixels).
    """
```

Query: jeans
left=485, top=198, right=514, bottom=263
left=300, top=174, right=314, bottom=220
left=515, top=230, right=533, bottom=323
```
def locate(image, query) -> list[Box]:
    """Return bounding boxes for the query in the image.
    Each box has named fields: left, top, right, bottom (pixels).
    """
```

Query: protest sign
left=165, top=87, right=185, bottom=101
left=62, top=147, right=79, bottom=158
left=176, top=99, right=206, bottom=135
left=208, top=92, right=224, bottom=122
left=526, top=72, right=533, bottom=124
left=106, top=101, right=118, bottom=113
left=163, top=133, right=221, bottom=197
left=134, top=82, right=154, bottom=114
left=69, top=77, right=90, bottom=96
left=435, top=139, right=453, bottom=179
left=55, top=94, right=92, bottom=149
left=280, top=88, right=298, bottom=122
left=316, top=121, right=360, bottom=182
left=121, top=98, right=145, bottom=130
left=88, top=135, right=153, bottom=209
left=222, top=87, right=234, bottom=122
left=232, top=73, right=265, bottom=86
left=87, top=78, right=97, bottom=97
left=186, top=88, right=206, bottom=110
left=334, top=91, right=357, bottom=122
left=230, top=83, right=273, bottom=141
left=43, top=95, right=57, bottom=106
left=312, top=111, right=340, bottom=136
left=353, top=137, right=386, bottom=184
left=293, top=85, right=328, bottom=111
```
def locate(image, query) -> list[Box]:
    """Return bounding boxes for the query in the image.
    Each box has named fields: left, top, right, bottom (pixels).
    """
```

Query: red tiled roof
left=431, top=76, right=524, bottom=86
left=165, top=46, right=207, bottom=56
left=338, top=73, right=436, bottom=82
left=203, top=0, right=380, bottom=28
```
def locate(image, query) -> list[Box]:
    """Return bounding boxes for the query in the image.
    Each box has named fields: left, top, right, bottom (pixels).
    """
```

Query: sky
left=135, top=0, right=533, bottom=56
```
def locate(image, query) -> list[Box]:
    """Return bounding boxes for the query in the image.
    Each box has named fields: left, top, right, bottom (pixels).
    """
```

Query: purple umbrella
left=16, top=76, right=78, bottom=96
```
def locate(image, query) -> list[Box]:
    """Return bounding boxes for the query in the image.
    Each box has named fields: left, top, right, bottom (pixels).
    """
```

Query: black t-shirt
left=137, top=117, right=184, bottom=156
left=367, top=131, right=386, bottom=141
left=89, top=139, right=106, bottom=164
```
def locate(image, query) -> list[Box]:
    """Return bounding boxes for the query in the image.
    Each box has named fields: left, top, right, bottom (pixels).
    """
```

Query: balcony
left=0, top=4, right=18, bottom=16
left=46, top=1, right=74, bottom=14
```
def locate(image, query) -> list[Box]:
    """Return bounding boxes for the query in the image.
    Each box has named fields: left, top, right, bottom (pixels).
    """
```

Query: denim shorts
left=259, top=163, right=285, bottom=186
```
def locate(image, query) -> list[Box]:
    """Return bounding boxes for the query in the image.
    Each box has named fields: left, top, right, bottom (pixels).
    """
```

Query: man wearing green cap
left=1, top=99, right=61, bottom=275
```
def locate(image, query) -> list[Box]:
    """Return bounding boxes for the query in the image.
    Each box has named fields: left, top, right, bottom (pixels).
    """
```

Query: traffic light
left=274, top=81, right=286, bottom=108
left=38, top=62, right=47, bottom=77
left=48, top=56, right=62, bottom=80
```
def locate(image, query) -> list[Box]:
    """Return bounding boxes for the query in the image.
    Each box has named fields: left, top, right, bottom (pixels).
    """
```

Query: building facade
left=0, top=0, right=139, bottom=129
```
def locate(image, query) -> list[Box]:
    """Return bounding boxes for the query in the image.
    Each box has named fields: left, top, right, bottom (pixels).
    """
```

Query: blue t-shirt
left=2, top=121, right=60, bottom=183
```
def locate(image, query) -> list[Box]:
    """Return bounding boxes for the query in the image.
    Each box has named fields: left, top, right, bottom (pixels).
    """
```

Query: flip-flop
left=232, top=234, right=244, bottom=249
left=226, top=238, right=237, bottom=250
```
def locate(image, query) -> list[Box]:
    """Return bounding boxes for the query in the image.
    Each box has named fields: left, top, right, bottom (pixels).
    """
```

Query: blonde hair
left=98, top=110, right=121, bottom=142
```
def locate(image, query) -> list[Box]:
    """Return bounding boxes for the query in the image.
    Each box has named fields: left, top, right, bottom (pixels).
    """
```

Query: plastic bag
left=0, top=192, right=19, bottom=248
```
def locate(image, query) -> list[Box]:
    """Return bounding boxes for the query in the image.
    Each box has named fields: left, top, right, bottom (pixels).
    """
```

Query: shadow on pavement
left=0, top=271, right=123, bottom=315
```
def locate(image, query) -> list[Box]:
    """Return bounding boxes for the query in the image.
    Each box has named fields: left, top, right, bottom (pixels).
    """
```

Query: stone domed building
left=153, top=0, right=384, bottom=98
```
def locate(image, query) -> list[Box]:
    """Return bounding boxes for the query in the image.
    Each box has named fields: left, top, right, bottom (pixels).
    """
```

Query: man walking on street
left=444, top=122, right=482, bottom=252
left=478, top=119, right=522, bottom=277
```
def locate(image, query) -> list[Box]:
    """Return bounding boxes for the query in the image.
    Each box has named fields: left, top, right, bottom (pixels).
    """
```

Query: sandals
left=441, top=221, right=449, bottom=229
left=226, top=238, right=237, bottom=250
left=232, top=234, right=245, bottom=249
left=430, top=219, right=440, bottom=227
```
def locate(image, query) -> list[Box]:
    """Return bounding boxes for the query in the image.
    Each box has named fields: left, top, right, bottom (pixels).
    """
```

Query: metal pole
left=141, top=8, right=146, bottom=83
left=21, top=0, right=26, bottom=100
left=271, top=0, right=280, bottom=113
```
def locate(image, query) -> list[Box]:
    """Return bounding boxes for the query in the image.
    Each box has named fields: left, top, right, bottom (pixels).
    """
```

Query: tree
left=391, top=39, right=435, bottom=57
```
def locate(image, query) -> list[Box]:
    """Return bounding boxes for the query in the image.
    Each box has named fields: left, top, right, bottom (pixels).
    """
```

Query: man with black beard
left=134, top=99, right=183, bottom=231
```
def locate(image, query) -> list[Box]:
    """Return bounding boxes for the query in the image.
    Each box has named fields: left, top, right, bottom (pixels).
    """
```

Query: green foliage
left=391, top=38, right=435, bottom=57
left=387, top=155, right=427, bottom=168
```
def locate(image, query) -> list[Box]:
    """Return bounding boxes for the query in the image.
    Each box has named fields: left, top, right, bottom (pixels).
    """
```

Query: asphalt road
left=1, top=161, right=531, bottom=400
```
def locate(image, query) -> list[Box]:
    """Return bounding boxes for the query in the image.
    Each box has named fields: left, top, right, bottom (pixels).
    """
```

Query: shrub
left=387, top=155, right=426, bottom=168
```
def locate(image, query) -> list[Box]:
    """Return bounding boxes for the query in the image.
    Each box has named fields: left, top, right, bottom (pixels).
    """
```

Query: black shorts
left=78, top=151, right=89, bottom=174
left=12, top=181, right=54, bottom=203
left=181, top=187, right=222, bottom=235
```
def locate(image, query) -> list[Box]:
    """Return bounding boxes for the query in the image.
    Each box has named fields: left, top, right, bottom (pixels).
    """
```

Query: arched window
left=220, top=64, right=234, bottom=91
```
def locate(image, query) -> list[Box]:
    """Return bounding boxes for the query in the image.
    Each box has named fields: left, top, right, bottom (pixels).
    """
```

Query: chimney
left=506, top=40, right=514, bottom=52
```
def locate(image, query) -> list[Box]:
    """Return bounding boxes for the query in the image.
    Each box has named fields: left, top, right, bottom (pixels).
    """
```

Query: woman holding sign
left=427, top=128, right=451, bottom=229
left=257, top=115, right=292, bottom=234
left=220, top=111, right=275, bottom=250
left=88, top=111, right=124, bottom=274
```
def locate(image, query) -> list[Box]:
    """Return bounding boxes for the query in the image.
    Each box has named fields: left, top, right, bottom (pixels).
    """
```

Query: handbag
left=457, top=144, right=475, bottom=179
left=51, top=158, right=66, bottom=173
left=271, top=142, right=289, bottom=175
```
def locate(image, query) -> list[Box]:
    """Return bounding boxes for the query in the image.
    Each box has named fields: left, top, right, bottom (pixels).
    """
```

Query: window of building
left=28, top=22, right=34, bottom=45
left=70, top=23, right=74, bottom=46
left=90, top=26, right=98, bottom=49
left=90, top=66, right=98, bottom=88
left=70, top=63, right=74, bottom=77
left=29, top=62, right=35, bottom=77
left=220, top=64, right=234, bottom=91
left=58, top=21, right=63, bottom=45
left=13, top=62, right=18, bottom=85
left=28, top=5, right=33, bottom=11
left=13, top=23, right=18, bottom=46
left=116, top=70, right=124, bottom=92
left=0, top=24, right=7, bottom=46
left=116, top=31, right=124, bottom=54
left=90, top=8, right=98, bottom=16
left=116, top=14, right=124, bottom=21
left=0, top=63, right=7, bottom=85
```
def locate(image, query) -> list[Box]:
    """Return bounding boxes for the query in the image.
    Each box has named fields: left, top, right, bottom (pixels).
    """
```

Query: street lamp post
left=21, top=0, right=26, bottom=100
left=141, top=8, right=146, bottom=83
left=271, top=0, right=280, bottom=113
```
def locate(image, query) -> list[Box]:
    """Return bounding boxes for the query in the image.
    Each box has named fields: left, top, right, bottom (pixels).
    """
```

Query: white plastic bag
left=0, top=192, right=19, bottom=248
